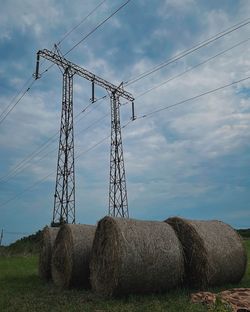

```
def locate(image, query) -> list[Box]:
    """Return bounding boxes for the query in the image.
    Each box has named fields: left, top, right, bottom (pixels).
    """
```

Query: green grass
left=0, top=240, right=249, bottom=312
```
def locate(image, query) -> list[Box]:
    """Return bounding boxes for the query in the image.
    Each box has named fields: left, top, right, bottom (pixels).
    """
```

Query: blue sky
left=0, top=0, right=250, bottom=245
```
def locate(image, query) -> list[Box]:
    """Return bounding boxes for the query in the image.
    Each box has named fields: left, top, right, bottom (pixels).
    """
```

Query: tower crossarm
left=36, top=49, right=134, bottom=102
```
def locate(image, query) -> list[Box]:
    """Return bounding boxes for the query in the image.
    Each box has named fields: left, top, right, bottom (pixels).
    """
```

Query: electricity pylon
left=35, top=49, right=134, bottom=223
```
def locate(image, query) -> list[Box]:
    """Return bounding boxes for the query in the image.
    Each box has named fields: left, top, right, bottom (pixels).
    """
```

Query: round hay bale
left=52, top=224, right=96, bottom=288
left=165, top=217, right=247, bottom=288
left=90, top=216, right=185, bottom=297
left=39, top=226, right=59, bottom=281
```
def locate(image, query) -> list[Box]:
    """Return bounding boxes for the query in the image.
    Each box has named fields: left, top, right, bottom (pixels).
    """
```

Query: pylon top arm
left=35, top=49, right=134, bottom=102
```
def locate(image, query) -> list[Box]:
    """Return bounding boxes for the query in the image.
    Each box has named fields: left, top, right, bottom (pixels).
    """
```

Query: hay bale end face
left=166, top=217, right=247, bottom=289
left=90, top=216, right=185, bottom=297
left=52, top=224, right=96, bottom=289
left=39, top=226, right=59, bottom=281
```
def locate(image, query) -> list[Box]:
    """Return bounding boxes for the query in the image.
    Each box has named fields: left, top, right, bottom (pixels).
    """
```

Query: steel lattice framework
left=109, top=92, right=129, bottom=217
left=35, top=48, right=134, bottom=224
left=52, top=68, right=75, bottom=226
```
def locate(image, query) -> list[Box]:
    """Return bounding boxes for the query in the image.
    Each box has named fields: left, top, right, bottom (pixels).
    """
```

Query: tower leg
left=52, top=68, right=75, bottom=226
left=109, top=92, right=129, bottom=218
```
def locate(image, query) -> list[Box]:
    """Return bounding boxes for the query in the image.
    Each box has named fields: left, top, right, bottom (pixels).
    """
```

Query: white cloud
left=157, top=0, right=197, bottom=19
left=0, top=0, right=62, bottom=38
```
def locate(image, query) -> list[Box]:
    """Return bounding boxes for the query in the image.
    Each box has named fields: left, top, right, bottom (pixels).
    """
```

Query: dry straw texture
left=39, top=226, right=59, bottom=281
left=90, top=216, right=184, bottom=297
left=52, top=224, right=96, bottom=288
left=166, top=217, right=247, bottom=288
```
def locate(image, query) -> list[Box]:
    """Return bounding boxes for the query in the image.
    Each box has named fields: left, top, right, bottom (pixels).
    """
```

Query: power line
left=135, top=37, right=250, bottom=100
left=136, top=76, right=250, bottom=119
left=0, top=122, right=128, bottom=208
left=0, top=115, right=76, bottom=184
left=35, top=112, right=109, bottom=164
left=0, top=138, right=58, bottom=184
left=0, top=79, right=36, bottom=126
left=0, top=99, right=108, bottom=184
left=0, top=119, right=132, bottom=208
left=57, top=0, right=107, bottom=46
left=64, top=0, right=132, bottom=56
left=3, top=113, right=109, bottom=184
left=0, top=170, right=55, bottom=209
left=75, top=134, right=110, bottom=161
left=119, top=37, right=250, bottom=108
left=0, top=76, right=33, bottom=120
left=124, top=17, right=250, bottom=86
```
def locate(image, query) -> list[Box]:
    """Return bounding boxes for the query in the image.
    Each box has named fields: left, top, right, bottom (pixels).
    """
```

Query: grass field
left=0, top=240, right=249, bottom=312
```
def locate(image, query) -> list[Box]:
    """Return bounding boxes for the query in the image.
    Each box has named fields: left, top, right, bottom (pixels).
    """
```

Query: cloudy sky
left=0, top=0, right=250, bottom=244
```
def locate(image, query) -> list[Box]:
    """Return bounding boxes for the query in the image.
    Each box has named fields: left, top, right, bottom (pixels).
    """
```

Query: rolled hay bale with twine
left=39, top=226, right=59, bottom=281
left=90, top=216, right=185, bottom=297
left=52, top=224, right=96, bottom=288
left=165, top=217, right=247, bottom=289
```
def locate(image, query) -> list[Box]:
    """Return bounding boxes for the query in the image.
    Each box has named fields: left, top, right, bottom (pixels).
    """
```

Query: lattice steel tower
left=109, top=92, right=129, bottom=217
left=52, top=67, right=75, bottom=226
left=35, top=48, right=134, bottom=223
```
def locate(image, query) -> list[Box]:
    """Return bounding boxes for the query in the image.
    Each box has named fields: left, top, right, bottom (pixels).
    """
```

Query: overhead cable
left=136, top=76, right=250, bottom=119
left=125, top=18, right=250, bottom=86
left=0, top=119, right=131, bottom=208
left=135, top=37, right=250, bottom=99
left=56, top=0, right=108, bottom=46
